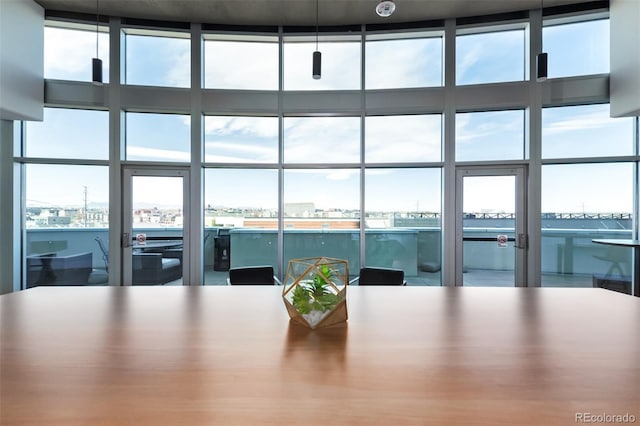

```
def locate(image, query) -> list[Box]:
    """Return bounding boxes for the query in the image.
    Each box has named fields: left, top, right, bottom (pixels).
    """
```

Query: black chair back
left=358, top=267, right=405, bottom=286
left=228, top=266, right=276, bottom=285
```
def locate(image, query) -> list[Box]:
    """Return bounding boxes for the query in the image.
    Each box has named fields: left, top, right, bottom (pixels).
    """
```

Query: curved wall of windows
left=17, top=3, right=639, bottom=289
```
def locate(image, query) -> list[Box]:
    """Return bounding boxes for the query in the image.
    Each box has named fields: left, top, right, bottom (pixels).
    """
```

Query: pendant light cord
left=540, top=0, right=543, bottom=50
left=315, top=0, right=319, bottom=51
left=96, top=0, right=99, bottom=58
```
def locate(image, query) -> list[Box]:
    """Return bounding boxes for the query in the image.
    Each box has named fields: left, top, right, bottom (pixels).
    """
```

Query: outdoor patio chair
left=350, top=266, right=406, bottom=286
left=228, top=266, right=281, bottom=285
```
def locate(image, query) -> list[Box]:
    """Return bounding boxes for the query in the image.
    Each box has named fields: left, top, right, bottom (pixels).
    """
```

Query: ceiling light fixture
left=536, top=0, right=547, bottom=82
left=92, top=0, right=103, bottom=85
left=376, top=0, right=396, bottom=17
left=312, top=0, right=321, bottom=80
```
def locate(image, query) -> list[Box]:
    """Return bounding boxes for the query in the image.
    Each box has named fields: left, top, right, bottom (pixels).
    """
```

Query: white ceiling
left=34, top=0, right=599, bottom=27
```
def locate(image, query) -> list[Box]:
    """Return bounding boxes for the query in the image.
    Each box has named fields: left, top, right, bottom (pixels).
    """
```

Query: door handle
left=122, top=232, right=131, bottom=248
left=515, top=233, right=528, bottom=249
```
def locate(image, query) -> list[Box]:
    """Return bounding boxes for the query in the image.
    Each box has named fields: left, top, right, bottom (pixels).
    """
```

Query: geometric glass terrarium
left=282, top=257, right=348, bottom=329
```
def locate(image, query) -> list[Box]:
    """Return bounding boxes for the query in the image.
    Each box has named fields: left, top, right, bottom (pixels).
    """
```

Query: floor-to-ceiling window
left=16, top=3, right=639, bottom=290
left=22, top=107, right=110, bottom=287
left=541, top=104, right=636, bottom=288
left=538, top=13, right=636, bottom=292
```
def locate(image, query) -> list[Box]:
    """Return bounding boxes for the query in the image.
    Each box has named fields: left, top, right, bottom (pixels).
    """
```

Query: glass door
left=122, top=168, right=190, bottom=286
left=455, top=166, right=527, bottom=286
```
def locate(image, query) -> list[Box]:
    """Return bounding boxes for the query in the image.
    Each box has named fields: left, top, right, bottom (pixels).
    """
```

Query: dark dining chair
left=351, top=266, right=406, bottom=286
left=227, top=266, right=281, bottom=285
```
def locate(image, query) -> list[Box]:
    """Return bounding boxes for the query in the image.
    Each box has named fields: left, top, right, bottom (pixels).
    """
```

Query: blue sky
left=30, top=18, right=634, bottom=215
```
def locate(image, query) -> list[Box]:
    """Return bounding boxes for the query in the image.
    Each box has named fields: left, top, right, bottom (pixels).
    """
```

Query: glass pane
left=541, top=163, right=634, bottom=289
left=203, top=38, right=278, bottom=90
left=24, top=164, right=109, bottom=288
left=544, top=19, right=609, bottom=79
left=456, top=29, right=525, bottom=85
left=25, top=108, right=108, bottom=160
left=203, top=169, right=278, bottom=285
left=456, top=110, right=524, bottom=161
left=284, top=117, right=360, bottom=163
left=125, top=112, right=191, bottom=161
left=284, top=38, right=360, bottom=90
left=124, top=32, right=190, bottom=87
left=283, top=170, right=360, bottom=276
left=130, top=176, right=183, bottom=285
left=45, top=26, right=110, bottom=83
left=203, top=116, right=278, bottom=163
left=366, top=115, right=442, bottom=163
left=462, top=175, right=516, bottom=286
left=542, top=104, right=634, bottom=159
left=366, top=35, right=442, bottom=89
left=365, top=168, right=441, bottom=285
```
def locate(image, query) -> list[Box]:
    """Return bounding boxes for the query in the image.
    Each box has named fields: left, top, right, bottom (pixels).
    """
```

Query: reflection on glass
left=541, top=163, right=634, bottom=288
left=542, top=104, right=633, bottom=159
left=366, top=115, right=442, bottom=163
left=366, top=35, right=443, bottom=89
left=45, top=26, right=110, bottom=83
left=456, top=29, right=525, bottom=85
left=125, top=112, right=191, bottom=161
left=462, top=175, right=516, bottom=287
left=203, top=38, right=278, bottom=90
left=125, top=32, right=190, bottom=87
left=283, top=170, right=360, bottom=274
left=203, top=169, right=278, bottom=285
left=456, top=110, right=524, bottom=161
left=544, top=19, right=609, bottom=79
left=365, top=168, right=442, bottom=285
left=26, top=108, right=109, bottom=160
left=204, top=116, right=278, bottom=163
left=284, top=117, right=360, bottom=163
left=284, top=38, right=360, bottom=90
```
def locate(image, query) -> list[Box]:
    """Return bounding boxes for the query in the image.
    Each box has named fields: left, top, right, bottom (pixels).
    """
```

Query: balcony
left=23, top=225, right=634, bottom=289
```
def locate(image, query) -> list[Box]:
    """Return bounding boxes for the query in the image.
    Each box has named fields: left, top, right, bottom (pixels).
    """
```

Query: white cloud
left=204, top=116, right=278, bottom=138
left=203, top=139, right=276, bottom=162
left=127, top=146, right=190, bottom=162
left=366, top=115, right=441, bottom=162
left=544, top=109, right=617, bottom=135
left=283, top=117, right=360, bottom=162
left=166, top=45, right=191, bottom=88
left=326, top=170, right=358, bottom=181
left=366, top=38, right=441, bottom=89
left=204, top=41, right=278, bottom=90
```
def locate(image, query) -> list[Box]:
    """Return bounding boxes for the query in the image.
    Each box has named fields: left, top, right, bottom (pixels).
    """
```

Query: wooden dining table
left=1, top=286, right=638, bottom=426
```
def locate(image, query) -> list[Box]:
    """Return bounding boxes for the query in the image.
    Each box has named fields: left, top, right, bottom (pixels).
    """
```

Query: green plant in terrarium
left=282, top=257, right=348, bottom=329
left=291, top=264, right=340, bottom=315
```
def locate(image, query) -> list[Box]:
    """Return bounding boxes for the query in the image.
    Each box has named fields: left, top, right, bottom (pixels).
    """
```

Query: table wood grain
left=1, top=286, right=639, bottom=426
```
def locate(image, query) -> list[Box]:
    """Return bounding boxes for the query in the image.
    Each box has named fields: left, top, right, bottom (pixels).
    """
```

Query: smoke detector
left=376, top=1, right=396, bottom=17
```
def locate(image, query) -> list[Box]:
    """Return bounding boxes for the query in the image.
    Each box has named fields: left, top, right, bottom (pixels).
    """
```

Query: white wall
left=0, top=0, right=44, bottom=121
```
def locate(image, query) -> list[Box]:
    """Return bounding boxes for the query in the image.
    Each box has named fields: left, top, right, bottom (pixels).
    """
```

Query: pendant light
left=312, top=0, right=321, bottom=80
left=536, top=0, right=547, bottom=82
left=92, top=0, right=103, bottom=85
